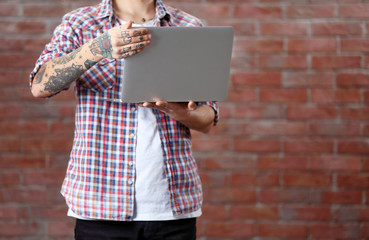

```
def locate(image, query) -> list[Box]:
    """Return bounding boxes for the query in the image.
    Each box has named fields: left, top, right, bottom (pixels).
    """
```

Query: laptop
left=104, top=26, right=234, bottom=103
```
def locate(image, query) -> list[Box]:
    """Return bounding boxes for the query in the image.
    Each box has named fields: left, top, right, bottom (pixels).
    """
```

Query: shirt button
left=130, top=133, right=135, bottom=138
left=131, top=107, right=136, bottom=112
left=128, top=179, right=134, bottom=185
left=128, top=161, right=134, bottom=167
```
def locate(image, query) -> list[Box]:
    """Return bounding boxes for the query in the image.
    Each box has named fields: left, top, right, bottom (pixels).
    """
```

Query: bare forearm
left=31, top=38, right=106, bottom=98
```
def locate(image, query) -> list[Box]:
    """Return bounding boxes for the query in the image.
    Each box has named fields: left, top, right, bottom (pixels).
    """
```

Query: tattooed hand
left=89, top=20, right=151, bottom=59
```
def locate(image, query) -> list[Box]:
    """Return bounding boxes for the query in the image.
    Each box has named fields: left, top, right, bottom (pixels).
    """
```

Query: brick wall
left=1, top=0, right=369, bottom=239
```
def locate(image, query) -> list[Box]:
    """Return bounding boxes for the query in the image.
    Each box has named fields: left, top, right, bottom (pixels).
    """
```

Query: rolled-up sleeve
left=29, top=15, right=80, bottom=89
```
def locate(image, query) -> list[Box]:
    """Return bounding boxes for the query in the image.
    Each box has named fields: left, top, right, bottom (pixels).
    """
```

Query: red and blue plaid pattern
left=30, top=0, right=219, bottom=221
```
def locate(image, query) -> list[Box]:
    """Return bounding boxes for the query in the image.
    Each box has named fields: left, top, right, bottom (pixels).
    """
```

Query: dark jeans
left=74, top=218, right=197, bottom=240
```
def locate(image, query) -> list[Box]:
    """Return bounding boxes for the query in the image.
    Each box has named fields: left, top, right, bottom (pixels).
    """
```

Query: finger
left=121, top=49, right=142, bottom=58
left=120, top=28, right=149, bottom=38
left=155, top=100, right=168, bottom=108
left=188, top=101, right=197, bottom=110
left=119, top=20, right=133, bottom=32
left=122, top=34, right=152, bottom=44
left=121, top=41, right=150, bottom=53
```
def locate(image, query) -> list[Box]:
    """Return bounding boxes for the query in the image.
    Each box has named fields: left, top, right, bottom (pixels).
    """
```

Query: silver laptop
left=104, top=26, right=234, bottom=103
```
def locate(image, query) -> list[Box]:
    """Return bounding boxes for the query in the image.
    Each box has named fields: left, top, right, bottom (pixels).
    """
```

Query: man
left=30, top=0, right=218, bottom=239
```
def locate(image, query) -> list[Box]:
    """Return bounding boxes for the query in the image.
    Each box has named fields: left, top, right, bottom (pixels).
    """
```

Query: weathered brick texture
left=1, top=0, right=369, bottom=239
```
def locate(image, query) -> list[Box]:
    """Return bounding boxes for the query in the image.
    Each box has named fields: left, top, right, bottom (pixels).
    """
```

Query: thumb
left=122, top=20, right=133, bottom=29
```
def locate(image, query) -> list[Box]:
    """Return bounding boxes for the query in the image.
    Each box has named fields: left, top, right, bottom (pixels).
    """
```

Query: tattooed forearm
left=84, top=59, right=97, bottom=69
left=89, top=32, right=113, bottom=58
left=44, top=63, right=84, bottom=93
left=34, top=65, right=47, bottom=84
left=52, top=47, right=82, bottom=65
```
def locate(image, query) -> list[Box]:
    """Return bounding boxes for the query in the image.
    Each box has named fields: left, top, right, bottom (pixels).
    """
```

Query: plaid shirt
left=30, top=0, right=219, bottom=221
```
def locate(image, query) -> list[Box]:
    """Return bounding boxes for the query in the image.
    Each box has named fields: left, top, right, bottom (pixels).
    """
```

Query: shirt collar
left=97, top=0, right=170, bottom=22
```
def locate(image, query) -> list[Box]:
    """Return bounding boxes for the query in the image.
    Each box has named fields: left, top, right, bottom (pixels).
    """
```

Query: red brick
left=231, top=72, right=281, bottom=87
left=339, top=4, right=369, bottom=18
left=207, top=19, right=256, bottom=35
left=234, top=38, right=283, bottom=53
left=201, top=171, right=230, bottom=187
left=178, top=3, right=230, bottom=19
left=0, top=21, right=47, bottom=34
left=365, top=90, right=369, bottom=103
left=0, top=38, right=23, bottom=51
left=261, top=21, right=308, bottom=35
left=22, top=137, right=73, bottom=153
left=0, top=70, right=23, bottom=85
left=260, top=189, right=310, bottom=203
left=234, top=4, right=282, bottom=18
left=207, top=188, right=256, bottom=203
left=288, top=38, right=337, bottom=52
left=230, top=205, right=279, bottom=220
left=284, top=71, right=334, bottom=88
left=259, top=54, right=308, bottom=69
left=233, top=138, right=280, bottom=153
left=320, top=190, right=362, bottom=204
left=280, top=206, right=331, bottom=221
left=342, top=39, right=369, bottom=52
left=8, top=188, right=48, bottom=203
left=24, top=37, right=50, bottom=52
left=311, top=156, right=361, bottom=171
left=0, top=172, right=21, bottom=186
left=0, top=154, right=46, bottom=169
left=310, top=223, right=362, bottom=239
left=366, top=55, right=369, bottom=68
left=0, top=205, right=20, bottom=220
left=192, top=137, right=229, bottom=152
left=287, top=105, right=338, bottom=119
left=0, top=137, right=21, bottom=152
left=312, top=21, right=362, bottom=36
left=0, top=53, right=40, bottom=68
left=244, top=121, right=306, bottom=136
left=283, top=173, right=332, bottom=187
left=286, top=5, right=335, bottom=18
left=231, top=55, right=256, bottom=69
left=312, top=56, right=361, bottom=69
left=285, top=139, right=334, bottom=153
left=234, top=105, right=284, bottom=119
left=258, top=223, right=308, bottom=238
left=202, top=154, right=254, bottom=170
left=341, top=106, right=369, bottom=120
left=337, top=73, right=369, bottom=87
left=23, top=4, right=68, bottom=17
left=201, top=204, right=227, bottom=220
left=0, top=222, right=42, bottom=237
left=48, top=220, right=75, bottom=237
left=231, top=172, right=279, bottom=186
left=226, top=88, right=256, bottom=102
left=204, top=222, right=254, bottom=238
left=260, top=89, right=308, bottom=103
left=311, top=89, right=361, bottom=103
left=309, top=122, right=361, bottom=136
left=23, top=170, right=65, bottom=186
left=0, top=103, right=22, bottom=119
left=258, top=156, right=307, bottom=170
left=0, top=3, right=18, bottom=16
left=337, top=173, right=369, bottom=188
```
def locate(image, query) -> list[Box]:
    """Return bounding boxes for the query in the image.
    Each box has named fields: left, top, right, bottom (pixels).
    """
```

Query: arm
left=31, top=21, right=151, bottom=98
left=141, top=101, right=216, bottom=133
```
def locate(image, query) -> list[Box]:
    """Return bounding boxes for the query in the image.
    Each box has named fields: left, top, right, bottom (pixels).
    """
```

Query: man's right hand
left=89, top=20, right=152, bottom=60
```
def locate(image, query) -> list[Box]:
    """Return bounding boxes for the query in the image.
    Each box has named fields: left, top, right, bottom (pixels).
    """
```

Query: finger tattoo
left=137, top=43, right=144, bottom=49
left=122, top=52, right=130, bottom=58
left=139, top=36, right=144, bottom=41
left=124, top=37, right=132, bottom=44
left=123, top=46, right=132, bottom=52
left=121, top=30, right=130, bottom=37
left=134, top=30, right=141, bottom=36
